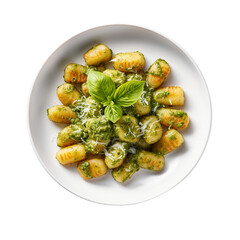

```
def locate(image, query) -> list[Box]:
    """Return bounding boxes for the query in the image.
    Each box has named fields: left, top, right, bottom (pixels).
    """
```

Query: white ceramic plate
left=28, top=24, right=211, bottom=205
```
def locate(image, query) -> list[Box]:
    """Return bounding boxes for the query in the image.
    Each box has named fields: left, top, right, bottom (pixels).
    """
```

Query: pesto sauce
left=156, top=90, right=170, bottom=99
left=170, top=134, right=176, bottom=140
left=80, top=161, right=92, bottom=178
left=170, top=110, right=187, bottom=118
left=119, top=117, right=140, bottom=139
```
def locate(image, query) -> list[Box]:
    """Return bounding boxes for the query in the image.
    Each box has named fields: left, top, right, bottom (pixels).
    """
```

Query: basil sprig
left=87, top=71, right=145, bottom=123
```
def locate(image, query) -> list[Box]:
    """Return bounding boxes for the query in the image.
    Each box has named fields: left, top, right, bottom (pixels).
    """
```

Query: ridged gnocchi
left=47, top=105, right=77, bottom=124
left=152, top=129, right=184, bottom=154
left=137, top=150, right=165, bottom=171
left=113, top=52, right=145, bottom=73
left=56, top=143, right=86, bottom=165
left=57, top=83, right=81, bottom=105
left=147, top=59, right=170, bottom=89
left=156, top=108, right=189, bottom=129
left=77, top=158, right=108, bottom=179
left=153, top=86, right=184, bottom=106
left=64, top=63, right=87, bottom=83
left=84, top=44, right=112, bottom=66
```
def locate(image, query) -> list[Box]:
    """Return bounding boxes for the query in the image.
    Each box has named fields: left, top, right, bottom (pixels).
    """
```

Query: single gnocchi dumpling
left=64, top=63, right=87, bottom=84
left=152, top=129, right=184, bottom=154
left=146, top=59, right=170, bottom=89
left=57, top=124, right=86, bottom=147
left=77, top=158, right=108, bottom=180
left=140, top=115, right=162, bottom=144
left=103, top=69, right=126, bottom=87
left=153, top=86, right=184, bottom=106
left=137, top=150, right=165, bottom=171
left=112, top=155, right=140, bottom=183
left=115, top=115, right=141, bottom=143
left=56, top=143, right=86, bottom=165
left=105, top=142, right=129, bottom=169
left=156, top=108, right=189, bottom=129
left=47, top=105, right=77, bottom=124
left=56, top=83, right=81, bottom=106
left=84, top=43, right=112, bottom=66
left=113, top=51, right=145, bottom=73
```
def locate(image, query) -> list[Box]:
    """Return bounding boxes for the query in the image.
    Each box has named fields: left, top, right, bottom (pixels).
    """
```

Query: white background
left=1, top=0, right=239, bottom=239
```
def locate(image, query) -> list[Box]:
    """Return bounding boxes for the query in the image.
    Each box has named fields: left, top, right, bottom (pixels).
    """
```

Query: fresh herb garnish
left=87, top=71, right=145, bottom=123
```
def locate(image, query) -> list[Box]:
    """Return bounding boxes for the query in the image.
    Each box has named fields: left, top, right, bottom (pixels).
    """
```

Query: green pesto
left=69, top=124, right=88, bottom=141
left=170, top=110, right=187, bottom=119
left=176, top=121, right=184, bottom=128
left=63, top=84, right=75, bottom=94
left=112, top=154, right=140, bottom=182
left=106, top=142, right=129, bottom=164
left=103, top=69, right=126, bottom=87
left=156, top=90, right=170, bottom=99
left=148, top=59, right=163, bottom=77
left=118, top=117, right=140, bottom=140
left=71, top=96, right=103, bottom=123
left=86, top=117, right=112, bottom=140
left=170, top=134, right=176, bottom=140
left=80, top=161, right=93, bottom=179
left=126, top=73, right=145, bottom=82
left=138, top=87, right=152, bottom=107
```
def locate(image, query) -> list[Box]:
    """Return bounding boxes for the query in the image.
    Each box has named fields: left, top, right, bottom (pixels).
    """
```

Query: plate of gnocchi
left=28, top=24, right=211, bottom=205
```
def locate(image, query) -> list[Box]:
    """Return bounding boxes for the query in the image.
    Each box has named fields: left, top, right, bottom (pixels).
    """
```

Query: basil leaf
left=104, top=103, right=123, bottom=123
left=114, top=80, right=145, bottom=107
left=87, top=71, right=115, bottom=106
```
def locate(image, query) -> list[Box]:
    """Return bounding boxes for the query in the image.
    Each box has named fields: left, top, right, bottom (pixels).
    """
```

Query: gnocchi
left=152, top=129, right=184, bottom=154
left=56, top=144, right=86, bottom=165
left=113, top=51, right=145, bottom=73
left=47, top=43, right=190, bottom=183
left=84, top=43, right=112, bottom=66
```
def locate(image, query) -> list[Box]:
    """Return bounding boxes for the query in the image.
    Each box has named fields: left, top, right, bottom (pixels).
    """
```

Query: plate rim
left=28, top=24, right=212, bottom=205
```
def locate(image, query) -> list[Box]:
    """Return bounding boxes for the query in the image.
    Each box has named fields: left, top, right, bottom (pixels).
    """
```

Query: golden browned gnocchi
left=112, top=155, right=140, bottom=182
left=141, top=115, right=162, bottom=144
left=84, top=43, right=112, bottom=66
left=146, top=59, right=170, bottom=89
left=47, top=105, right=77, bottom=124
left=153, top=86, right=184, bottom=106
left=105, top=142, right=129, bottom=169
left=64, top=63, right=87, bottom=84
left=137, top=150, right=165, bottom=171
left=77, top=158, right=108, bottom=180
left=113, top=51, right=145, bottom=73
left=47, top=43, right=190, bottom=184
left=57, top=124, right=85, bottom=147
left=152, top=129, right=184, bottom=154
left=156, top=108, right=189, bottom=129
left=56, top=83, right=81, bottom=105
left=56, top=143, right=86, bottom=165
